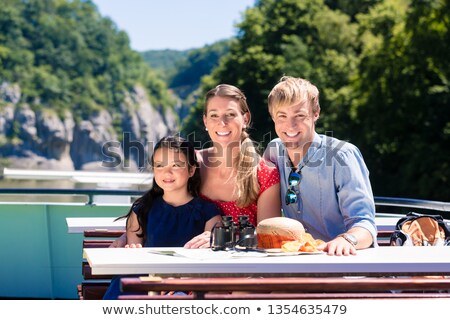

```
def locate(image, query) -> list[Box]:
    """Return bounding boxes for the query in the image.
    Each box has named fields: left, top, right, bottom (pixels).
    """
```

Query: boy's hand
left=317, top=237, right=357, bottom=256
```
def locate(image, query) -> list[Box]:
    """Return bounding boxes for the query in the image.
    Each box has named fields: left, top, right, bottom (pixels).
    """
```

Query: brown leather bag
left=390, top=212, right=450, bottom=246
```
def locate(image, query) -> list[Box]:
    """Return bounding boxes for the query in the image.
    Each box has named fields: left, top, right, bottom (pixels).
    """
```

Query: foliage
left=0, top=0, right=174, bottom=120
left=183, top=0, right=361, bottom=145
left=324, top=0, right=381, bottom=20
left=143, top=41, right=231, bottom=128
left=182, top=0, right=449, bottom=201
left=352, top=0, right=450, bottom=200
left=169, top=40, right=230, bottom=99
left=140, top=49, right=189, bottom=82
left=1, top=0, right=448, bottom=201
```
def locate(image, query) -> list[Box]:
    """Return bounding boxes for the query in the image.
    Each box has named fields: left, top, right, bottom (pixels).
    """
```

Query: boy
left=264, top=76, right=377, bottom=255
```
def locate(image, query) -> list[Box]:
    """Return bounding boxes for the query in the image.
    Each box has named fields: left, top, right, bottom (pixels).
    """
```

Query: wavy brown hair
left=268, top=76, right=321, bottom=116
left=204, top=84, right=260, bottom=207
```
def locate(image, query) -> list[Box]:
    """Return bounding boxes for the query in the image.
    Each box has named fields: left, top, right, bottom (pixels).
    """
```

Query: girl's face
left=152, top=147, right=194, bottom=194
left=203, top=96, right=249, bottom=147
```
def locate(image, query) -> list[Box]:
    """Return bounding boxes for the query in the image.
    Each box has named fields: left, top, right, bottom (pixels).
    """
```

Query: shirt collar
left=283, top=133, right=323, bottom=171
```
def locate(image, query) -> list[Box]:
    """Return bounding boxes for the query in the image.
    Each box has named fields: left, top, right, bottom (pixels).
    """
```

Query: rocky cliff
left=0, top=82, right=178, bottom=171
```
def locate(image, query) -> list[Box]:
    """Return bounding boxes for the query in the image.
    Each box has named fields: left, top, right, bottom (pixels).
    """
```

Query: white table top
left=84, top=246, right=450, bottom=277
left=66, top=217, right=125, bottom=233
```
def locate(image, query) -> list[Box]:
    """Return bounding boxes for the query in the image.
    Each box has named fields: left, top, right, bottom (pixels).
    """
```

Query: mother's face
left=203, top=96, right=249, bottom=147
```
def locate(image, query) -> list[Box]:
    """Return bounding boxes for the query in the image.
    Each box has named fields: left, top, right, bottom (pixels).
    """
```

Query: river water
left=0, top=178, right=149, bottom=203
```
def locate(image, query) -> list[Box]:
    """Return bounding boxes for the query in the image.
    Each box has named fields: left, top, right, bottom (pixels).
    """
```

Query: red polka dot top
left=200, top=160, right=280, bottom=226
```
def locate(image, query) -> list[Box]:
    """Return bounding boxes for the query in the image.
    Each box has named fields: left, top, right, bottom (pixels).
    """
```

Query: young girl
left=111, top=85, right=282, bottom=249
left=103, top=135, right=222, bottom=299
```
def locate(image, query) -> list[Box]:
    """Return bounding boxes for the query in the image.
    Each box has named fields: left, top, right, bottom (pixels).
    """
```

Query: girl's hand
left=125, top=243, right=143, bottom=248
left=184, top=231, right=211, bottom=249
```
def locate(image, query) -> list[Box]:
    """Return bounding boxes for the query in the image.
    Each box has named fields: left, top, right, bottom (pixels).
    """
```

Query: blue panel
left=0, top=203, right=127, bottom=299
left=0, top=204, right=53, bottom=298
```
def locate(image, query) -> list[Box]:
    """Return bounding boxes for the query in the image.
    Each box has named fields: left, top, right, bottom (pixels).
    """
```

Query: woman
left=111, top=84, right=281, bottom=248
left=184, top=84, right=281, bottom=248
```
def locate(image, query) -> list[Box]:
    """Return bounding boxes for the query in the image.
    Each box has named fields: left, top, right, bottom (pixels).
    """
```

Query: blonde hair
left=204, top=84, right=260, bottom=208
left=268, top=76, right=320, bottom=115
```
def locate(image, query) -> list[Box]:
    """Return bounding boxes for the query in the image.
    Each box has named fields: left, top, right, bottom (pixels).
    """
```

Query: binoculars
left=211, top=215, right=257, bottom=251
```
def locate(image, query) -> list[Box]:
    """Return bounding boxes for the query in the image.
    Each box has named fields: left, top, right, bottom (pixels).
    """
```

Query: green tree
left=183, top=0, right=361, bottom=147
left=182, top=0, right=449, bottom=201
left=0, top=0, right=174, bottom=121
left=141, top=49, right=189, bottom=81
left=170, top=40, right=230, bottom=99
left=325, top=0, right=380, bottom=20
left=352, top=0, right=449, bottom=201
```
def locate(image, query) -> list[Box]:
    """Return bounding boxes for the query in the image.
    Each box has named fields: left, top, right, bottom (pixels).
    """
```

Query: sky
left=91, top=0, right=256, bottom=52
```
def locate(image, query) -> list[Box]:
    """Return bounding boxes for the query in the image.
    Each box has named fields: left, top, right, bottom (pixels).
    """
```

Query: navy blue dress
left=103, top=196, right=221, bottom=299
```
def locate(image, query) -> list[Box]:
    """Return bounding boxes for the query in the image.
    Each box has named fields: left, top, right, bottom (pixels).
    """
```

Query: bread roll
left=256, top=217, right=305, bottom=248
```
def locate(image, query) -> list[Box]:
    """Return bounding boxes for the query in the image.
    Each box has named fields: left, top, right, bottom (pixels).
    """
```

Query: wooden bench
left=119, top=292, right=450, bottom=300
left=376, top=230, right=393, bottom=246
left=118, top=276, right=450, bottom=300
left=117, top=230, right=450, bottom=301
left=78, top=229, right=124, bottom=300
left=79, top=228, right=393, bottom=299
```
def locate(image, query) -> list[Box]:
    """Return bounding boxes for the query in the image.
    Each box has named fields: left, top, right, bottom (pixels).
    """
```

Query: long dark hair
left=118, top=135, right=200, bottom=242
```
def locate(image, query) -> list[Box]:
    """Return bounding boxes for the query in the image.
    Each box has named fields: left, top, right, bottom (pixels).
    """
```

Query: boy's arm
left=333, top=147, right=377, bottom=249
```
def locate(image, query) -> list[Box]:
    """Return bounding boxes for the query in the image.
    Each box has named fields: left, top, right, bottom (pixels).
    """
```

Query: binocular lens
left=211, top=215, right=257, bottom=251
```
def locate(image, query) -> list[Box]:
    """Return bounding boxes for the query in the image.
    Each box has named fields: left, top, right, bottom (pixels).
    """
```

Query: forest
left=181, top=0, right=450, bottom=202
left=0, top=0, right=174, bottom=120
left=0, top=0, right=448, bottom=201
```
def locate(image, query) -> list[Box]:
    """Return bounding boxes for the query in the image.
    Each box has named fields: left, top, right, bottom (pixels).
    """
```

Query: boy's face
left=271, top=102, right=319, bottom=152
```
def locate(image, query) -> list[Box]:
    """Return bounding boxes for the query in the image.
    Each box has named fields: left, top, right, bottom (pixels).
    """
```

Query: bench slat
left=121, top=276, right=450, bottom=294
left=84, top=229, right=125, bottom=238
left=118, top=292, right=450, bottom=300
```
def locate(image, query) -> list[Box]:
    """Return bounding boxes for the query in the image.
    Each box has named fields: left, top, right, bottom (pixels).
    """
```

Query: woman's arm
left=204, top=215, right=222, bottom=233
left=184, top=214, right=222, bottom=249
left=256, top=182, right=281, bottom=224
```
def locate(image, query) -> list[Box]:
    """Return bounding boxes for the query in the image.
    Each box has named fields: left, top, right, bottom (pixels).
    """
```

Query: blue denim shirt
left=263, top=133, right=377, bottom=243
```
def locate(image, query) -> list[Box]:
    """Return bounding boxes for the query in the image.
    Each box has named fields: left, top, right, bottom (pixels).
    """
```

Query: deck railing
left=0, top=188, right=448, bottom=212
left=0, top=188, right=144, bottom=204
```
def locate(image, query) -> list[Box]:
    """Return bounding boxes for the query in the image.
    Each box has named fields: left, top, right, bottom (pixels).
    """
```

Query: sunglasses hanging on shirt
left=284, top=141, right=320, bottom=207
left=285, top=170, right=301, bottom=205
